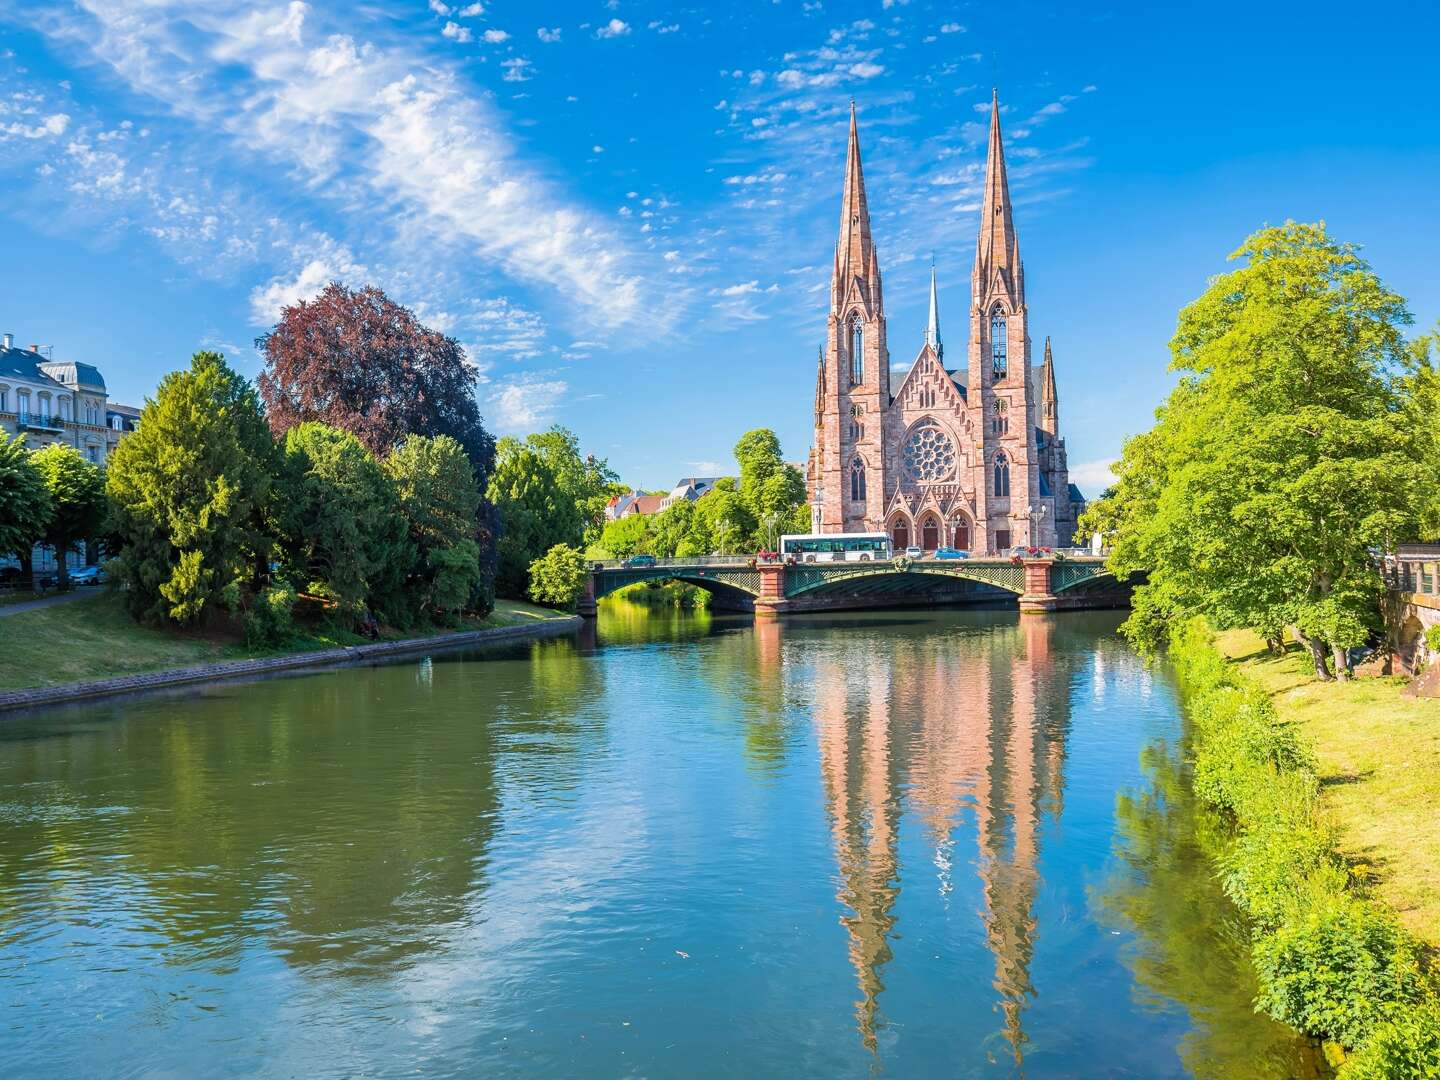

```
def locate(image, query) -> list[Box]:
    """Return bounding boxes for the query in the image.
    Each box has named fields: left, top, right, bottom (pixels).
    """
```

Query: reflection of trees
left=812, top=613, right=1073, bottom=1061
left=1091, top=738, right=1323, bottom=1079
left=0, top=646, right=606, bottom=977
left=595, top=595, right=714, bottom=646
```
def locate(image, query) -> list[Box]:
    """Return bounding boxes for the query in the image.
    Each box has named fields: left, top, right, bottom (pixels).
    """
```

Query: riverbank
left=1173, top=620, right=1440, bottom=1074
left=0, top=591, right=578, bottom=709
left=1216, top=628, right=1440, bottom=949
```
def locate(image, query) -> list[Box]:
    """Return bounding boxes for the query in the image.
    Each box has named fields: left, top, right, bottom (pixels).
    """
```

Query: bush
left=1339, top=999, right=1440, bottom=1079
left=1252, top=897, right=1424, bottom=1048
left=527, top=543, right=588, bottom=610
left=245, top=584, right=297, bottom=649
left=1220, top=813, right=1344, bottom=932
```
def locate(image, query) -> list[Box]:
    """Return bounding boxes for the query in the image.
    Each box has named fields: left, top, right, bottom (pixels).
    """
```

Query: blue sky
left=1, top=0, right=1437, bottom=493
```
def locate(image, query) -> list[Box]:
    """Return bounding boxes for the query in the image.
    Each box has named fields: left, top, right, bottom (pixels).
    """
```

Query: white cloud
left=458, top=2, right=485, bottom=14
left=428, top=0, right=452, bottom=14
left=1068, top=459, right=1117, bottom=494
left=501, top=57, right=533, bottom=82
left=595, top=19, right=631, bottom=39
left=647, top=21, right=680, bottom=34
left=0, top=112, right=70, bottom=140
left=249, top=252, right=365, bottom=324
left=37, top=3, right=655, bottom=328
left=536, top=27, right=562, bottom=42
left=489, top=375, right=569, bottom=431
left=482, top=28, right=509, bottom=43
left=849, top=61, right=884, bottom=78
left=940, top=22, right=963, bottom=33
left=441, top=21, right=472, bottom=43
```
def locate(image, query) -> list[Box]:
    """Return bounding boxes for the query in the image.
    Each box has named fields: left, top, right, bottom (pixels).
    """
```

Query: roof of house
left=631, top=495, right=666, bottom=515
left=1068, top=483, right=1086, bottom=503
left=39, top=360, right=106, bottom=391
left=0, top=346, right=66, bottom=389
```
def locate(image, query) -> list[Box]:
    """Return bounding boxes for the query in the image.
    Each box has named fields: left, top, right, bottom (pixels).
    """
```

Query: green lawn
left=0, top=591, right=570, bottom=692
left=1216, top=628, right=1440, bottom=948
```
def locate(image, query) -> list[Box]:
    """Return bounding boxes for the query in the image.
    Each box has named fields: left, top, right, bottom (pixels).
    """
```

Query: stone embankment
left=0, top=616, right=581, bottom=714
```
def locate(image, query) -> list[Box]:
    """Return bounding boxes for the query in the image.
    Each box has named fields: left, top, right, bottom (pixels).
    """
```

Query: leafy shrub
left=1339, top=999, right=1440, bottom=1079
left=427, top=539, right=483, bottom=619
left=1252, top=897, right=1424, bottom=1048
left=245, top=584, right=297, bottom=649
left=527, top=543, right=588, bottom=610
left=1220, top=814, right=1344, bottom=932
left=1426, top=624, right=1440, bottom=654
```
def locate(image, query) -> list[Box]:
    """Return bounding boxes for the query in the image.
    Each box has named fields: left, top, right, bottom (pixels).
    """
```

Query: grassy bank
left=1171, top=620, right=1440, bottom=1074
left=1216, top=629, right=1440, bottom=949
left=0, top=591, right=568, bottom=691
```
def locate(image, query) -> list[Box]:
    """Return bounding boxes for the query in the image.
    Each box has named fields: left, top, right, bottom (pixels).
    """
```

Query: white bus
left=780, top=532, right=891, bottom=563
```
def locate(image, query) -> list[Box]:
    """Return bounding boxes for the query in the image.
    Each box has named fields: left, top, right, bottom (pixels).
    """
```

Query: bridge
left=579, top=554, right=1133, bottom=618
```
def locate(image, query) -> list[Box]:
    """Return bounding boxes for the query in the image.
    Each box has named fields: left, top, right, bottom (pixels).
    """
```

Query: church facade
left=807, top=94, right=1082, bottom=554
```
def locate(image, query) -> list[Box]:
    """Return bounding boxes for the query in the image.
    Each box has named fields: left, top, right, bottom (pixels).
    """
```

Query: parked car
left=904, top=546, right=924, bottom=559
left=70, top=565, right=108, bottom=586
left=624, top=554, right=657, bottom=568
left=933, top=547, right=969, bottom=560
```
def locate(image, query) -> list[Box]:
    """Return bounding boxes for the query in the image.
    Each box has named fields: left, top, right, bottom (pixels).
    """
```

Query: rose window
left=902, top=425, right=957, bottom=482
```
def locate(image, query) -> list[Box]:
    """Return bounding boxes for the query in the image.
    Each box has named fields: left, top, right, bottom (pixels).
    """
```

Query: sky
left=1, top=0, right=1437, bottom=493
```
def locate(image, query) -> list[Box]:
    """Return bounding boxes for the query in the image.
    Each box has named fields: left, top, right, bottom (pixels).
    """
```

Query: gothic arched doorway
left=919, top=514, right=941, bottom=552
left=950, top=517, right=971, bottom=551
left=890, top=516, right=911, bottom=553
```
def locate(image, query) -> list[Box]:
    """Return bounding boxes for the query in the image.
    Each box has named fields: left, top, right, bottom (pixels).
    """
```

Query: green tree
left=733, top=429, right=807, bottom=550
left=282, top=423, right=412, bottom=622
left=695, top=477, right=755, bottom=554
left=527, top=543, right=589, bottom=610
left=523, top=426, right=620, bottom=546
left=108, top=352, right=277, bottom=625
left=385, top=435, right=483, bottom=619
left=29, top=444, right=106, bottom=590
left=0, top=432, right=52, bottom=569
left=1080, top=223, right=1424, bottom=679
left=487, top=437, right=583, bottom=597
left=596, top=512, right=651, bottom=559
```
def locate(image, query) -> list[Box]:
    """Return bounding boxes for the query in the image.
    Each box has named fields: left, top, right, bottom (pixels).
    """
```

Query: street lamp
left=1024, top=503, right=1048, bottom=546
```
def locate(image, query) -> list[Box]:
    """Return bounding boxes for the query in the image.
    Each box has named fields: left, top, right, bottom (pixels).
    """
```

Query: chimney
left=30, top=344, right=40, bottom=354
left=1, top=333, right=11, bottom=351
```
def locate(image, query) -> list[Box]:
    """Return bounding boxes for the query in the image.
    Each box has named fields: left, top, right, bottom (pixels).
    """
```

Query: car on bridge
left=904, top=546, right=923, bottom=559
left=932, top=547, right=969, bottom=560
left=624, top=554, right=657, bottom=568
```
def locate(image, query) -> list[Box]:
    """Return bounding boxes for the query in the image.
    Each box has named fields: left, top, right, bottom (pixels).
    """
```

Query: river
left=0, top=603, right=1319, bottom=1077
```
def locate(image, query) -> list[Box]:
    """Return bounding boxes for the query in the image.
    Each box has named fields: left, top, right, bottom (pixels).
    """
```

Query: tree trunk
left=1331, top=642, right=1352, bottom=682
left=1300, top=633, right=1333, bottom=681
left=55, top=543, right=70, bottom=591
left=1265, top=635, right=1284, bottom=656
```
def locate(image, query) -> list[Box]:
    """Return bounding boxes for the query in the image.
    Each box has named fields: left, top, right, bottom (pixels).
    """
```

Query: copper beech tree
left=256, top=282, right=495, bottom=477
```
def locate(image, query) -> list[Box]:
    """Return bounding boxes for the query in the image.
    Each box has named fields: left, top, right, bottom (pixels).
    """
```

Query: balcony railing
left=16, top=412, right=63, bottom=433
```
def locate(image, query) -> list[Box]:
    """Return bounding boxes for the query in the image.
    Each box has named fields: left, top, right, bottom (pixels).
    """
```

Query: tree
left=0, top=432, right=51, bottom=569
left=596, top=512, right=651, bottom=559
left=486, top=437, right=583, bottom=597
left=695, top=476, right=755, bottom=554
left=107, top=352, right=277, bottom=624
left=281, top=423, right=412, bottom=622
left=527, top=543, right=588, bottom=610
left=29, top=444, right=105, bottom=589
left=256, top=282, right=496, bottom=474
left=523, top=426, right=620, bottom=545
left=734, top=429, right=806, bottom=550
left=385, top=435, right=484, bottom=619
left=1081, top=223, right=1424, bottom=679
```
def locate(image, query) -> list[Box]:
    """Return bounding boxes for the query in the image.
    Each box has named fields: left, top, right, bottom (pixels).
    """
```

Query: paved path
left=0, top=590, right=94, bottom=618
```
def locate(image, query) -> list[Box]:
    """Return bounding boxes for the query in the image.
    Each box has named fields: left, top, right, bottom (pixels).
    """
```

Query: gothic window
left=993, top=451, right=1011, bottom=497
left=902, top=424, right=958, bottom=483
left=990, top=306, right=1007, bottom=378
left=850, top=318, right=864, bottom=384
left=991, top=398, right=1008, bottom=436
left=848, top=402, right=864, bottom=441
left=849, top=458, right=867, bottom=502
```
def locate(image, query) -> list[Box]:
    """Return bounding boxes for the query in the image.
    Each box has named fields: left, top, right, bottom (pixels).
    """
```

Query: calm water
left=0, top=604, right=1318, bottom=1078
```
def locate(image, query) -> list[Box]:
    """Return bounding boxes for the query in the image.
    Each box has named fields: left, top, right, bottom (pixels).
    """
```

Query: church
left=807, top=93, right=1083, bottom=554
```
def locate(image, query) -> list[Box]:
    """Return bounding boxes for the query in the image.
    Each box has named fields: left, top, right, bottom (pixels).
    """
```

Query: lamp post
left=1024, top=503, right=1048, bottom=548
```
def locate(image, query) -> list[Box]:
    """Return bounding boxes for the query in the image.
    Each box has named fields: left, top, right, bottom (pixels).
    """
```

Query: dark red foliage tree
left=257, top=282, right=499, bottom=613
left=256, top=282, right=495, bottom=478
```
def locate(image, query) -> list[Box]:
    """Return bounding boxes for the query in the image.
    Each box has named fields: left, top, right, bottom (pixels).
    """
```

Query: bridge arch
left=591, top=566, right=764, bottom=610
left=784, top=561, right=1028, bottom=599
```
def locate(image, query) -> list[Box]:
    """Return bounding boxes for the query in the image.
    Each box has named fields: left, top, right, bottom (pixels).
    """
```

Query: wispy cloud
left=488, top=374, right=569, bottom=431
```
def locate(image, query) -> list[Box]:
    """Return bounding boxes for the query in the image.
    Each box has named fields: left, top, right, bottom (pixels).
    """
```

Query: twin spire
left=833, top=91, right=1021, bottom=345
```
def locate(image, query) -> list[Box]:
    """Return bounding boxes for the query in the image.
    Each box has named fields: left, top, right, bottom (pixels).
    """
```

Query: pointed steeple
left=974, top=89, right=1023, bottom=309
left=832, top=102, right=880, bottom=313
left=925, top=257, right=942, bottom=358
left=1039, top=336, right=1058, bottom=434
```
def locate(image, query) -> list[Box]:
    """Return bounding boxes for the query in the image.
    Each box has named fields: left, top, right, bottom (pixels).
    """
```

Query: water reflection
left=0, top=606, right=1314, bottom=1077
left=804, top=616, right=1073, bottom=1061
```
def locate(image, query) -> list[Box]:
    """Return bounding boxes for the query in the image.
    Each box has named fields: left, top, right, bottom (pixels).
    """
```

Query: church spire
left=925, top=257, right=942, bottom=357
left=1039, top=336, right=1058, bottom=434
left=832, top=102, right=880, bottom=313
left=974, top=89, right=1023, bottom=309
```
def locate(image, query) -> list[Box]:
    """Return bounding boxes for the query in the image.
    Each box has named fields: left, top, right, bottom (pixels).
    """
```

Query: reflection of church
left=811, top=618, right=1068, bottom=1060
left=807, top=94, right=1083, bottom=553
